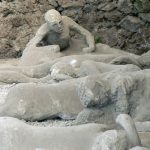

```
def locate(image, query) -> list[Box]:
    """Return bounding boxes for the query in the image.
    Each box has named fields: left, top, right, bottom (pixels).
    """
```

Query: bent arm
left=25, top=23, right=49, bottom=50
left=64, top=16, right=95, bottom=52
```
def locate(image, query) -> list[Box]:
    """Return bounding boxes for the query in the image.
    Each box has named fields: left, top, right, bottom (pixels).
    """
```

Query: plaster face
left=47, top=21, right=64, bottom=33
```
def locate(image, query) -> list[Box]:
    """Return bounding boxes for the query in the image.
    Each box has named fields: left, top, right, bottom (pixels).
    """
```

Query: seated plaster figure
left=20, top=9, right=95, bottom=66
left=29, top=9, right=95, bottom=52
left=0, top=114, right=145, bottom=150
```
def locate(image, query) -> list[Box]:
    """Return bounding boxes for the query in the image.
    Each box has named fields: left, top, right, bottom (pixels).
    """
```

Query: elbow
left=89, top=38, right=96, bottom=52
left=89, top=45, right=95, bottom=52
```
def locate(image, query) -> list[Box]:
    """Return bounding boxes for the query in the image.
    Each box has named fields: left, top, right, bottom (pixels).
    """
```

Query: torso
left=43, top=20, right=70, bottom=50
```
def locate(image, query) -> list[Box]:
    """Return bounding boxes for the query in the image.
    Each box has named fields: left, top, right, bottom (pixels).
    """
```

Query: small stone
left=98, top=27, right=119, bottom=47
left=85, top=0, right=99, bottom=4
left=48, top=0, right=58, bottom=8
left=118, top=29, right=132, bottom=37
left=98, top=3, right=108, bottom=10
left=134, top=0, right=150, bottom=13
left=104, top=10, right=123, bottom=22
left=61, top=8, right=82, bottom=21
left=101, top=2, right=117, bottom=12
left=120, top=16, right=144, bottom=32
left=139, top=13, right=150, bottom=23
left=117, top=0, right=133, bottom=14
left=57, top=0, right=85, bottom=8
left=83, top=4, right=94, bottom=13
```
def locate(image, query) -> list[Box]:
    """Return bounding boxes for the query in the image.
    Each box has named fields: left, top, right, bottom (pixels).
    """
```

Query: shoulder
left=62, top=16, right=77, bottom=27
left=62, top=16, right=73, bottom=23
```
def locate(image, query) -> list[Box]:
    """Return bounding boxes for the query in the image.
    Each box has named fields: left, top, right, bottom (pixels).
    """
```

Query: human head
left=45, top=9, right=63, bottom=33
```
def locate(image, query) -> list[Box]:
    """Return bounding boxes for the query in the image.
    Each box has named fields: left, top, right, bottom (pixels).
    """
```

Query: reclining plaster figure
left=0, top=114, right=146, bottom=150
left=78, top=69, right=150, bottom=122
left=0, top=53, right=129, bottom=83
left=111, top=50, right=150, bottom=69
left=0, top=79, right=84, bottom=121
